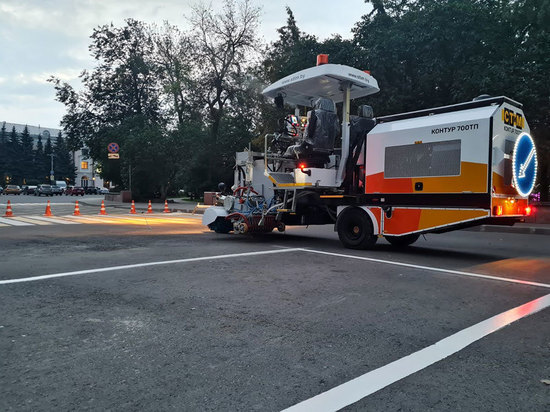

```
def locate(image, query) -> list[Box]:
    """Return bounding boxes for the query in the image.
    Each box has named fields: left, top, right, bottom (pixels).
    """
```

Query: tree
left=188, top=0, right=261, bottom=188
left=18, top=126, right=34, bottom=184
left=33, top=134, right=46, bottom=182
left=54, top=132, right=76, bottom=183
left=0, top=122, right=7, bottom=183
left=6, top=126, right=21, bottom=184
left=50, top=19, right=166, bottom=197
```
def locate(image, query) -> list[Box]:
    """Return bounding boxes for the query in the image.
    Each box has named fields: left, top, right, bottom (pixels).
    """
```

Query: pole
left=49, top=154, right=55, bottom=183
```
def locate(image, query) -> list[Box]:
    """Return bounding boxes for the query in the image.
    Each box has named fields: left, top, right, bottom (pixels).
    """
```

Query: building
left=1, top=121, right=106, bottom=188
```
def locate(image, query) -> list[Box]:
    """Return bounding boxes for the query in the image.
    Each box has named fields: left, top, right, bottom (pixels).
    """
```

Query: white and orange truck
left=203, top=56, right=537, bottom=249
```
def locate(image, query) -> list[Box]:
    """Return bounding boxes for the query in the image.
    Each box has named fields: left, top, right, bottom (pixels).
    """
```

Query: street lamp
left=48, top=153, right=55, bottom=184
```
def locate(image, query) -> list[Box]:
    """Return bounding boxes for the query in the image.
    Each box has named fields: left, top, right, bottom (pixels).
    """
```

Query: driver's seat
left=285, top=98, right=340, bottom=163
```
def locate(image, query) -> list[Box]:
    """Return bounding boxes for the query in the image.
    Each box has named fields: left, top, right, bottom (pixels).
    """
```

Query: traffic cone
left=73, top=200, right=81, bottom=216
left=99, top=200, right=107, bottom=215
left=44, top=200, right=52, bottom=217
left=163, top=200, right=170, bottom=213
left=4, top=200, right=13, bottom=217
left=147, top=200, right=153, bottom=214
left=130, top=200, right=136, bottom=214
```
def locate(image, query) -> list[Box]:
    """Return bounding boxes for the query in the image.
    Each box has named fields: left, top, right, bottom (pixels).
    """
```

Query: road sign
left=108, top=142, right=120, bottom=153
left=108, top=153, right=120, bottom=159
left=512, top=132, right=537, bottom=197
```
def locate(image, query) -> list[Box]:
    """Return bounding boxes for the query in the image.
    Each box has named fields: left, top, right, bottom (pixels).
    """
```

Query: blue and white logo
left=512, top=132, right=537, bottom=197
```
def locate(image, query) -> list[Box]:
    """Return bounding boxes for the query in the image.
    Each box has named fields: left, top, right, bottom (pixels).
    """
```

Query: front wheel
left=337, top=208, right=377, bottom=249
left=385, top=233, right=420, bottom=248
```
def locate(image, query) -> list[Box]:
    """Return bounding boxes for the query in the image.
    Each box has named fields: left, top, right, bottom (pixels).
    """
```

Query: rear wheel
left=337, top=208, right=377, bottom=249
left=385, top=233, right=420, bottom=248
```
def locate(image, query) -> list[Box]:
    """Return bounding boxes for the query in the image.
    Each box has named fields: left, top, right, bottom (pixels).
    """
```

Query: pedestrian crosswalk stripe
left=10, top=216, right=53, bottom=225
left=0, top=217, right=33, bottom=226
left=26, top=215, right=81, bottom=225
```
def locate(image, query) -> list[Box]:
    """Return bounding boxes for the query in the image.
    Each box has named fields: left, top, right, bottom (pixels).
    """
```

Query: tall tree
left=20, top=126, right=34, bottom=184
left=34, top=135, right=45, bottom=182
left=188, top=0, right=261, bottom=187
left=53, top=132, right=76, bottom=183
left=7, top=126, right=21, bottom=184
left=50, top=19, right=165, bottom=195
left=0, top=122, right=7, bottom=182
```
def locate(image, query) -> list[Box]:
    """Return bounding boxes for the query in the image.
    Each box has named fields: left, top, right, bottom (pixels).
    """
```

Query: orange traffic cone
left=44, top=200, right=52, bottom=217
left=163, top=200, right=170, bottom=213
left=99, top=200, right=107, bottom=215
left=73, top=200, right=81, bottom=216
left=130, top=200, right=136, bottom=214
left=4, top=200, right=13, bottom=217
left=147, top=200, right=153, bottom=214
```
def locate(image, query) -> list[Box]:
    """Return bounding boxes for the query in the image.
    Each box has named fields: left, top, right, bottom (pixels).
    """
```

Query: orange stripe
left=366, top=162, right=487, bottom=194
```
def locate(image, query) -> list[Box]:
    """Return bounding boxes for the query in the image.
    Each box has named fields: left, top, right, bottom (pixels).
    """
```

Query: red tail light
left=299, top=163, right=306, bottom=170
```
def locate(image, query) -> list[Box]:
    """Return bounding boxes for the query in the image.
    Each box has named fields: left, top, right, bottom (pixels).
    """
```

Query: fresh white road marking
left=26, top=215, right=81, bottom=225
left=283, top=293, right=550, bottom=412
left=0, top=217, right=33, bottom=226
left=303, top=249, right=550, bottom=289
left=0, top=248, right=306, bottom=285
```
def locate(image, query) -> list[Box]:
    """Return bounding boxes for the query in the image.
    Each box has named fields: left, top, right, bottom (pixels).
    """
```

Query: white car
left=99, top=187, right=109, bottom=194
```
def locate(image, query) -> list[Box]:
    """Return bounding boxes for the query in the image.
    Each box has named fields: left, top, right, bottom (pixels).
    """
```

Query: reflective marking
left=0, top=217, right=33, bottom=226
left=0, top=248, right=306, bottom=285
left=10, top=216, right=53, bottom=225
left=26, top=215, right=81, bottom=225
left=283, top=293, right=550, bottom=412
left=303, top=249, right=550, bottom=289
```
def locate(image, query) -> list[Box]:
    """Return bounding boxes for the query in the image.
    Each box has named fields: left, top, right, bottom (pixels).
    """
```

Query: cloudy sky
left=0, top=0, right=372, bottom=129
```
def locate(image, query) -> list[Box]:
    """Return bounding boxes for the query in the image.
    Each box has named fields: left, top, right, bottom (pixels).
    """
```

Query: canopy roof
left=262, top=64, right=380, bottom=107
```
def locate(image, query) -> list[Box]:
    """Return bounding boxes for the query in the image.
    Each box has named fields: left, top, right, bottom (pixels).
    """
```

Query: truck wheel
left=337, top=208, right=377, bottom=249
left=385, top=233, right=420, bottom=248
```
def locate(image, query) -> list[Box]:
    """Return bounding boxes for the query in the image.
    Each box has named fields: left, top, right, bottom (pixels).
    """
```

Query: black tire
left=385, top=233, right=420, bottom=248
left=337, top=207, right=377, bottom=249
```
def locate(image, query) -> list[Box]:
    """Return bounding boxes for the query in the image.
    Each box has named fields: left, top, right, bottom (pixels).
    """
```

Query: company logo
left=512, top=133, right=537, bottom=197
left=502, top=108, right=524, bottom=129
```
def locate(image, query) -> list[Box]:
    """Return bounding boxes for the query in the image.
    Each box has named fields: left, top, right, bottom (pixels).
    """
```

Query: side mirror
left=274, top=94, right=284, bottom=109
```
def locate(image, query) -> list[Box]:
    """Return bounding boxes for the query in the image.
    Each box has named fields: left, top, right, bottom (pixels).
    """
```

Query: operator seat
left=344, top=105, right=376, bottom=192
left=284, top=98, right=340, bottom=164
left=349, top=105, right=375, bottom=142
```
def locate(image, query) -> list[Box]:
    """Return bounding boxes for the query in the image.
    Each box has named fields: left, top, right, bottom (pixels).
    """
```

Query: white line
left=303, top=249, right=550, bottom=289
left=26, top=215, right=81, bottom=225
left=0, top=248, right=306, bottom=285
left=283, top=293, right=550, bottom=412
left=0, top=217, right=33, bottom=226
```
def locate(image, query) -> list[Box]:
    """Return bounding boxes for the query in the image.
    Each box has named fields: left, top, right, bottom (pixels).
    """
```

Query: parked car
left=67, top=186, right=85, bottom=196
left=21, top=185, right=37, bottom=195
left=99, top=187, right=109, bottom=194
left=84, top=186, right=99, bottom=195
left=0, top=186, right=3, bottom=195
left=35, top=184, right=53, bottom=196
left=4, top=185, right=21, bottom=195
left=51, top=185, right=63, bottom=195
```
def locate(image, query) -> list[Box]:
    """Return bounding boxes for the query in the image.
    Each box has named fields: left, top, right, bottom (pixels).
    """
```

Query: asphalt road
left=0, top=217, right=548, bottom=411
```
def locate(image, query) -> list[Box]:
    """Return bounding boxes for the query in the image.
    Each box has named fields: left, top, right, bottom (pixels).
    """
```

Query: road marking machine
left=203, top=56, right=537, bottom=249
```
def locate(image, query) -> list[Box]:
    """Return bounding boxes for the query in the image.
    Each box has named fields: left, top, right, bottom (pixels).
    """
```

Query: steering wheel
left=285, top=117, right=299, bottom=137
